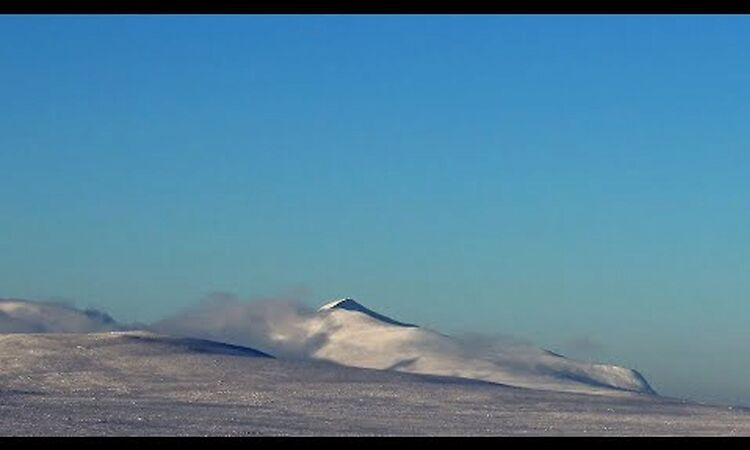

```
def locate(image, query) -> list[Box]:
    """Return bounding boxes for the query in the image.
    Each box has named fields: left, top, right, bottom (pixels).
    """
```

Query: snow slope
left=269, top=298, right=655, bottom=396
left=0, top=331, right=748, bottom=435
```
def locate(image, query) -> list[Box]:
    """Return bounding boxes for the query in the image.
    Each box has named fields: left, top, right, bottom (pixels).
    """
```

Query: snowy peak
left=311, top=297, right=653, bottom=396
left=317, top=298, right=416, bottom=328
left=318, top=298, right=360, bottom=311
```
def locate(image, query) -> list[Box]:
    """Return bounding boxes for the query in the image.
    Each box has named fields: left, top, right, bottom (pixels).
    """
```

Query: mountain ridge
left=318, top=298, right=416, bottom=327
left=0, top=296, right=656, bottom=397
left=308, top=297, right=656, bottom=396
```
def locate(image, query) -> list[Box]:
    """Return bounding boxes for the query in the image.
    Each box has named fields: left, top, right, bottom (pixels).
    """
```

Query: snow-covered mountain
left=1, top=296, right=654, bottom=396
left=269, top=298, right=655, bottom=396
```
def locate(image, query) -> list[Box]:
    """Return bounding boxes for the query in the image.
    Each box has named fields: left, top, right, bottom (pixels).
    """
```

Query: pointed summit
left=318, top=298, right=360, bottom=311
left=317, top=298, right=416, bottom=328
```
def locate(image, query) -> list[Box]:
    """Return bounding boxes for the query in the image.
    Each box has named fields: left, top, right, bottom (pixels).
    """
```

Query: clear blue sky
left=1, top=15, right=748, bottom=406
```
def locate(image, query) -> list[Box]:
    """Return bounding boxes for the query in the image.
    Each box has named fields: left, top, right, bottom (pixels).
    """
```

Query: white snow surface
left=1, top=331, right=749, bottom=436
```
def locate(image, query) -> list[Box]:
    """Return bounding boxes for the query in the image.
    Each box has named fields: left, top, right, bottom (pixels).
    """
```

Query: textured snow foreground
left=1, top=331, right=749, bottom=436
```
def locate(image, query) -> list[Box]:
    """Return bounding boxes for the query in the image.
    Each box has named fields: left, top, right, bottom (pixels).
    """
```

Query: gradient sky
left=1, top=15, right=749, bottom=406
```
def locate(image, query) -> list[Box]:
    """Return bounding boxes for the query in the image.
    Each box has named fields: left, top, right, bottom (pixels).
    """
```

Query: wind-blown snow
left=153, top=296, right=322, bottom=360
left=0, top=298, right=120, bottom=334
left=312, top=299, right=653, bottom=395
left=158, top=297, right=654, bottom=396
left=1, top=296, right=654, bottom=396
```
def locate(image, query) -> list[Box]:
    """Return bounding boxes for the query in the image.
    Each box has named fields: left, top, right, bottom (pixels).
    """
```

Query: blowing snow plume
left=152, top=293, right=330, bottom=359
left=0, top=298, right=121, bottom=333
left=0, top=294, right=655, bottom=397
left=154, top=295, right=655, bottom=396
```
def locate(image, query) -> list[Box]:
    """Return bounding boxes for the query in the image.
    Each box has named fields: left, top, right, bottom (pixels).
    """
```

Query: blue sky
left=1, top=15, right=749, bottom=406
